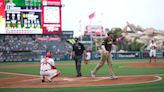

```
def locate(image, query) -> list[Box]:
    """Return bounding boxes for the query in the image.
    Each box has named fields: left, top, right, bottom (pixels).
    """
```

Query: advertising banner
left=117, top=52, right=140, bottom=59
left=42, top=0, right=61, bottom=34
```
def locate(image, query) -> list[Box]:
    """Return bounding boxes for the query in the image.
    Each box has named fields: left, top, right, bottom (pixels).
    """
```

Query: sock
left=154, top=56, right=156, bottom=62
left=150, top=56, right=152, bottom=62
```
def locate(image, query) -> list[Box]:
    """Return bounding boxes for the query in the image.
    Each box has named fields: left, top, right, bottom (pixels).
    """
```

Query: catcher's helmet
left=46, top=51, right=52, bottom=58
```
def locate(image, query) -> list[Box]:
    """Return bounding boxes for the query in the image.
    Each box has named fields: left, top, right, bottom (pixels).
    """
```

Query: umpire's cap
left=107, top=31, right=114, bottom=36
left=74, top=38, right=79, bottom=42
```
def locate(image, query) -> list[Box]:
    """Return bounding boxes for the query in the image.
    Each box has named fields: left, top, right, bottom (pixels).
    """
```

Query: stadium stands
left=0, top=35, right=72, bottom=62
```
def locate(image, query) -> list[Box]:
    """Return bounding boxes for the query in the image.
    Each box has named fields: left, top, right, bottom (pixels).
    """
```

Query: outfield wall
left=0, top=51, right=163, bottom=62
left=92, top=51, right=164, bottom=60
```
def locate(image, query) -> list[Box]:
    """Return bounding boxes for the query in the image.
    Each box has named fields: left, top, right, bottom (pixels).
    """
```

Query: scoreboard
left=0, top=0, right=62, bottom=34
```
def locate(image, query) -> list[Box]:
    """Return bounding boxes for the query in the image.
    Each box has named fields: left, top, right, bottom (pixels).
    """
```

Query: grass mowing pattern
left=0, top=59, right=164, bottom=76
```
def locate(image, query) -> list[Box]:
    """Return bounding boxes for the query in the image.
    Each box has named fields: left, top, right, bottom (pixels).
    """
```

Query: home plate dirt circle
left=0, top=74, right=162, bottom=88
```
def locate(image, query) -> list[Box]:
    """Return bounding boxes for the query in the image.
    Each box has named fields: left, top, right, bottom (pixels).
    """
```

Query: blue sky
left=62, top=0, right=164, bottom=36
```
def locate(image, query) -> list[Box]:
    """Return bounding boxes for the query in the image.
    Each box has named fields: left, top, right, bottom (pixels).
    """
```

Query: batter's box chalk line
left=63, top=77, right=90, bottom=82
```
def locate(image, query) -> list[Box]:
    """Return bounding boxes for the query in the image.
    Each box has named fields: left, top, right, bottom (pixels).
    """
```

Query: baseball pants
left=150, top=49, right=156, bottom=57
left=40, top=69, right=60, bottom=80
left=74, top=55, right=82, bottom=76
left=92, top=50, right=115, bottom=76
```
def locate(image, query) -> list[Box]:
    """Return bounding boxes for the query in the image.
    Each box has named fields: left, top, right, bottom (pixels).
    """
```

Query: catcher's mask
left=46, top=52, right=52, bottom=58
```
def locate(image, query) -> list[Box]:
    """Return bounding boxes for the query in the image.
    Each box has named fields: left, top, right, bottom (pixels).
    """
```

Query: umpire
left=72, top=38, right=85, bottom=77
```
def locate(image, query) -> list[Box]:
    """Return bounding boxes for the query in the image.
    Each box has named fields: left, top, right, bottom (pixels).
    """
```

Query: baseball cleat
left=109, top=75, right=118, bottom=80
left=91, top=71, right=95, bottom=79
left=47, top=78, right=52, bottom=82
left=76, top=74, right=82, bottom=77
left=41, top=80, right=45, bottom=82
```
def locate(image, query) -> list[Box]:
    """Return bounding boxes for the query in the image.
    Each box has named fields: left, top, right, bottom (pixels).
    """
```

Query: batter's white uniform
left=149, top=43, right=157, bottom=57
left=40, top=57, right=60, bottom=81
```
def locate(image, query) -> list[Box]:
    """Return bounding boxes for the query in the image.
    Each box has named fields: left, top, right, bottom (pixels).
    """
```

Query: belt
left=41, top=70, right=50, bottom=72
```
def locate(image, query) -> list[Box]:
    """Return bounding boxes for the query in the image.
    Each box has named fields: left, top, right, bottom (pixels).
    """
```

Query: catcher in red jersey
left=40, top=51, right=60, bottom=82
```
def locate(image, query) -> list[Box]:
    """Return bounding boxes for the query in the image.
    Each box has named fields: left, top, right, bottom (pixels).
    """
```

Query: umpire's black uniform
left=72, top=38, right=85, bottom=77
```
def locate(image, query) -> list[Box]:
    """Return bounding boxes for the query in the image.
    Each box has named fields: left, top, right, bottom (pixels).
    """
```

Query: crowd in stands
left=0, top=35, right=72, bottom=62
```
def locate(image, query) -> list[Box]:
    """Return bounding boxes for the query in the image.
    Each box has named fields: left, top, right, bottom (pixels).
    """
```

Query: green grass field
left=0, top=59, right=164, bottom=92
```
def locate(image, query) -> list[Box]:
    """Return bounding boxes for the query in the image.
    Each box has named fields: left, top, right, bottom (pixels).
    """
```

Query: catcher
left=40, top=51, right=60, bottom=82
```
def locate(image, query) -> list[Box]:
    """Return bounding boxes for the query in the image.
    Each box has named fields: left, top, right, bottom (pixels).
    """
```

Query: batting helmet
left=107, top=31, right=114, bottom=36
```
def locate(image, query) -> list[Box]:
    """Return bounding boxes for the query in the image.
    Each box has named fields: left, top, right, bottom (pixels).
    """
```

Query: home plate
left=63, top=78, right=74, bottom=82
